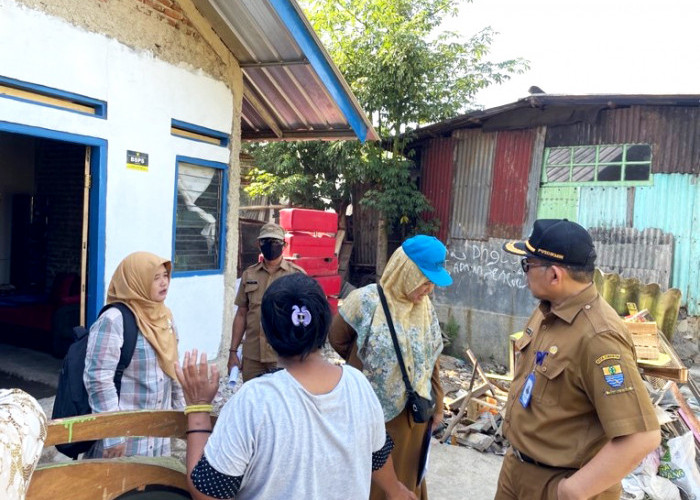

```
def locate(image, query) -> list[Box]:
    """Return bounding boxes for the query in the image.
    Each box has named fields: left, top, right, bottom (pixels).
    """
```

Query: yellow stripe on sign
left=602, top=364, right=622, bottom=376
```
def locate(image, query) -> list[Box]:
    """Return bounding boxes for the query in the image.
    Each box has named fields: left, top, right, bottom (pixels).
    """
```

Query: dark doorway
left=0, top=132, right=85, bottom=356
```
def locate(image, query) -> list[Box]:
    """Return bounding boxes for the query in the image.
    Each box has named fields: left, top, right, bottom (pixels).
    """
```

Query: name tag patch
left=602, top=364, right=625, bottom=388
left=595, top=354, right=621, bottom=365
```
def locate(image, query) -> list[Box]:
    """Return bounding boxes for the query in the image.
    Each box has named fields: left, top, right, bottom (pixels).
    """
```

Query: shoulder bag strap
left=377, top=285, right=414, bottom=394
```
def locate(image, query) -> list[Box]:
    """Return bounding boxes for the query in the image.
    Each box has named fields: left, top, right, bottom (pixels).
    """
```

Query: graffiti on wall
left=449, top=244, right=528, bottom=290
left=434, top=238, right=537, bottom=317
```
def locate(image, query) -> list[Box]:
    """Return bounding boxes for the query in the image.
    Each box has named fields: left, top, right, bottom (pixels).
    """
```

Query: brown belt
left=511, top=447, right=573, bottom=470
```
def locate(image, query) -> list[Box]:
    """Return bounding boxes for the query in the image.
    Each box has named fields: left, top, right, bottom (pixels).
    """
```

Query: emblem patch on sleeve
left=602, top=364, right=624, bottom=388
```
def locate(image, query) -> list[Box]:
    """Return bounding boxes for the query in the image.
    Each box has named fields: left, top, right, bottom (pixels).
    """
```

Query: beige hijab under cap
left=106, top=252, right=177, bottom=380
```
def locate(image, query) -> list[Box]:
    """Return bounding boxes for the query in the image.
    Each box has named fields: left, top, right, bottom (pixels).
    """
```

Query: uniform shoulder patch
left=595, top=353, right=621, bottom=365
left=602, top=364, right=624, bottom=388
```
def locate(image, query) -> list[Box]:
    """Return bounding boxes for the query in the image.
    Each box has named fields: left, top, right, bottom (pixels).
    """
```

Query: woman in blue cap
left=330, top=235, right=453, bottom=500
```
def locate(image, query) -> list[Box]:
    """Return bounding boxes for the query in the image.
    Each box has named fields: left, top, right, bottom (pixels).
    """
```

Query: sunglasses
left=520, top=258, right=550, bottom=273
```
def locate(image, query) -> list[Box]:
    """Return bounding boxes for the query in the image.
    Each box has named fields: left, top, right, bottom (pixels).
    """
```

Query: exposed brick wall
left=16, top=0, right=229, bottom=82
left=34, top=139, right=84, bottom=290
left=135, top=0, right=197, bottom=37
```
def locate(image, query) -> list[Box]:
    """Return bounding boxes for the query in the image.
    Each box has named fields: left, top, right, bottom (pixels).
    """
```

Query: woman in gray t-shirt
left=176, top=273, right=417, bottom=500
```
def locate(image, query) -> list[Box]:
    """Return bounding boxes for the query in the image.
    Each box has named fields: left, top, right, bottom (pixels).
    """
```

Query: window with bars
left=173, top=158, right=226, bottom=274
left=543, top=144, right=652, bottom=185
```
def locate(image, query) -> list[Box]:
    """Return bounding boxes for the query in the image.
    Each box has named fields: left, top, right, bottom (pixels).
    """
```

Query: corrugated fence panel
left=488, top=129, right=534, bottom=238
left=588, top=227, right=674, bottom=289
left=633, top=173, right=700, bottom=313
left=450, top=129, right=497, bottom=240
left=578, top=186, right=628, bottom=228
left=545, top=106, right=700, bottom=174
left=421, top=137, right=455, bottom=242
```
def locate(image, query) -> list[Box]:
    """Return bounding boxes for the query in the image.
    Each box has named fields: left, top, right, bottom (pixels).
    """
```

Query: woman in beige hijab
left=83, top=252, right=185, bottom=458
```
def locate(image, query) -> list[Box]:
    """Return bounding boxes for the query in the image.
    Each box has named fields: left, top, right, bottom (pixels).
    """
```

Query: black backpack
left=52, top=302, right=138, bottom=459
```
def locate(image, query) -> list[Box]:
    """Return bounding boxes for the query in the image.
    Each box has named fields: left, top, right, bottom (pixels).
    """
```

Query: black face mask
left=260, top=239, right=284, bottom=261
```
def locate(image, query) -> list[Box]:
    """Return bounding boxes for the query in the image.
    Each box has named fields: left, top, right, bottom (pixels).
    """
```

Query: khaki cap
left=258, top=222, right=285, bottom=240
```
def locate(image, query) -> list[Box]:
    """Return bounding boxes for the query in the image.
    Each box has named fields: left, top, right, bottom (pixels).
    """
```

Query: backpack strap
left=98, top=303, right=139, bottom=396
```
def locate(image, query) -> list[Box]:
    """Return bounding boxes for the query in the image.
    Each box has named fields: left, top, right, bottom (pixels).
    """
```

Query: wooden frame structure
left=27, top=410, right=200, bottom=500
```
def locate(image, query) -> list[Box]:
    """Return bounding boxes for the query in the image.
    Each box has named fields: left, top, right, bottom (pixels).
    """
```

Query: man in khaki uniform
left=497, top=219, right=660, bottom=500
left=228, top=222, right=305, bottom=382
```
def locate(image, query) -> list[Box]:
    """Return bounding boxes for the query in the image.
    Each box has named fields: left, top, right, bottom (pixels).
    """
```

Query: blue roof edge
left=269, top=0, right=370, bottom=143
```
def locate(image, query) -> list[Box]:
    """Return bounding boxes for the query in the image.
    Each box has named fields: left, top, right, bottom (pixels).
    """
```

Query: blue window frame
left=171, top=119, right=229, bottom=147
left=0, top=75, right=107, bottom=118
left=172, top=156, right=228, bottom=275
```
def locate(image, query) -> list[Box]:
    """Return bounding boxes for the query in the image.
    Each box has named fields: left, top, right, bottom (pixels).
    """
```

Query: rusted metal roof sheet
left=545, top=106, right=700, bottom=174
left=407, top=94, right=700, bottom=142
left=449, top=130, right=496, bottom=240
left=488, top=130, right=534, bottom=238
left=420, top=138, right=454, bottom=242
left=194, top=0, right=378, bottom=142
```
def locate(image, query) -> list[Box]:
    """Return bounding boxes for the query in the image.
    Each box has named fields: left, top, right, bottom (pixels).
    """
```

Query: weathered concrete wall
left=434, top=238, right=538, bottom=364
left=15, top=0, right=228, bottom=82
left=1, top=0, right=243, bottom=362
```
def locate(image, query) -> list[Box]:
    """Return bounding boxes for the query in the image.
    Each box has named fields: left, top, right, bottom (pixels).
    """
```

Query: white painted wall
left=0, top=0, right=234, bottom=357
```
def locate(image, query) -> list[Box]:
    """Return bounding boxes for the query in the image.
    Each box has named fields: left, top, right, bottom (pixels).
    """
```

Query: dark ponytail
left=261, top=274, right=331, bottom=359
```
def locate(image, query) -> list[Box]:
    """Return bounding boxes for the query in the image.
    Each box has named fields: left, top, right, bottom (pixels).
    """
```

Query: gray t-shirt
left=204, top=365, right=386, bottom=499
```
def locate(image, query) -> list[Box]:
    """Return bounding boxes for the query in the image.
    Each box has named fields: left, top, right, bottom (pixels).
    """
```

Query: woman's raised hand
left=175, top=349, right=220, bottom=405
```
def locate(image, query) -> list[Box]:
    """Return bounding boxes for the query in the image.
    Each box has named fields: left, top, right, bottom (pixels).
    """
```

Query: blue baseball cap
left=402, top=235, right=453, bottom=287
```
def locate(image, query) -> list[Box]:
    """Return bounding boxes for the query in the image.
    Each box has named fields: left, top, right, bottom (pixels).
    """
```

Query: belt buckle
left=512, top=447, right=525, bottom=463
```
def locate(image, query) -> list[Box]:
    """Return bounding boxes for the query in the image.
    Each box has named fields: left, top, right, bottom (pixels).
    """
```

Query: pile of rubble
left=434, top=353, right=510, bottom=454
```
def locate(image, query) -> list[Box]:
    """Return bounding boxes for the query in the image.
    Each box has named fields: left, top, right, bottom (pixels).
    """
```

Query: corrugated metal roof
left=194, top=0, right=378, bottom=142
left=546, top=106, right=700, bottom=174
left=406, top=94, right=700, bottom=142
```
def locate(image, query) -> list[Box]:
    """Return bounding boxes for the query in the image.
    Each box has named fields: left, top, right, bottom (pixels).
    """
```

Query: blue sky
left=442, top=0, right=700, bottom=108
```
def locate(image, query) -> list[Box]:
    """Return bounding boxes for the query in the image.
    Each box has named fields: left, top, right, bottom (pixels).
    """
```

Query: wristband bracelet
left=184, top=404, right=213, bottom=415
left=229, top=348, right=239, bottom=352
left=186, top=429, right=213, bottom=435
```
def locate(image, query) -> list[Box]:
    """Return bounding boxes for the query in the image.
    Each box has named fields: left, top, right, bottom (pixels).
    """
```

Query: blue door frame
left=0, top=121, right=107, bottom=324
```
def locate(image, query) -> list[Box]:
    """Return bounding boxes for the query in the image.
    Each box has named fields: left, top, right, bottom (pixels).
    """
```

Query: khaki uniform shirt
left=235, top=259, right=305, bottom=363
left=503, top=283, right=659, bottom=469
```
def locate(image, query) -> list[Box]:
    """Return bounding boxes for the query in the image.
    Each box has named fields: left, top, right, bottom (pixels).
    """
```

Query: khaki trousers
left=495, top=449, right=622, bottom=500
left=241, top=357, right=278, bottom=382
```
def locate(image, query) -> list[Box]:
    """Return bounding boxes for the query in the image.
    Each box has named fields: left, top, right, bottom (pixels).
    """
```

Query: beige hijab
left=379, top=246, right=434, bottom=333
left=106, top=252, right=177, bottom=380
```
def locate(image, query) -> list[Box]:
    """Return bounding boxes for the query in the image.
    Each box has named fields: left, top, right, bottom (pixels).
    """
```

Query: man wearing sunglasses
left=228, top=222, right=305, bottom=382
left=496, top=219, right=660, bottom=500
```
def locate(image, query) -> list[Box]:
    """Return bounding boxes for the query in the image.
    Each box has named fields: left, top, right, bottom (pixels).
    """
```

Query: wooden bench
left=27, top=410, right=196, bottom=500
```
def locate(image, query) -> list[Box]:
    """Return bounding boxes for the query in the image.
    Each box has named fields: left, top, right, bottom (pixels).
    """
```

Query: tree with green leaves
left=245, top=0, right=527, bottom=274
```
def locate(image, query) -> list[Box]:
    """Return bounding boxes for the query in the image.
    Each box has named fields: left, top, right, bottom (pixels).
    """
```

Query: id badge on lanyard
left=519, top=350, right=548, bottom=408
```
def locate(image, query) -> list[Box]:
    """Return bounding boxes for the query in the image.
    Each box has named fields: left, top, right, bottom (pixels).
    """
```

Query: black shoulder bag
left=377, top=285, right=435, bottom=423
